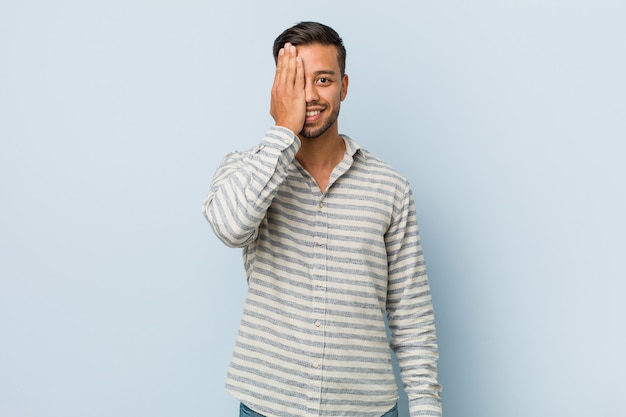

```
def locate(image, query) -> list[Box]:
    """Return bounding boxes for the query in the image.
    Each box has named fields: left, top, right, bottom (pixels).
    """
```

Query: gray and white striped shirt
left=203, top=126, right=442, bottom=417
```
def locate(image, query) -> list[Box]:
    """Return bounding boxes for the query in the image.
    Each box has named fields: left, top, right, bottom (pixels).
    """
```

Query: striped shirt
left=203, top=126, right=442, bottom=417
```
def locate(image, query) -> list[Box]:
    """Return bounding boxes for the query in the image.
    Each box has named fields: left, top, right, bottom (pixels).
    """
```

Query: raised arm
left=202, top=127, right=300, bottom=247
left=202, top=43, right=306, bottom=248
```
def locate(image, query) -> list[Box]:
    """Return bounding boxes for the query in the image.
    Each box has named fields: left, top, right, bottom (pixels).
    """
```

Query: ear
left=340, top=74, right=349, bottom=101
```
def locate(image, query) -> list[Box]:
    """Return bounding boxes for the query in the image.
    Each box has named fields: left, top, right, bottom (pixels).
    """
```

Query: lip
left=305, top=108, right=324, bottom=123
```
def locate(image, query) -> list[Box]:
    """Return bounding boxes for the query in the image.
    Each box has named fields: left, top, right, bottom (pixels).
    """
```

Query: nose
left=304, top=80, right=319, bottom=103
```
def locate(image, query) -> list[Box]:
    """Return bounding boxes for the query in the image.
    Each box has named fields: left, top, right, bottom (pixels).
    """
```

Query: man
left=203, top=21, right=442, bottom=417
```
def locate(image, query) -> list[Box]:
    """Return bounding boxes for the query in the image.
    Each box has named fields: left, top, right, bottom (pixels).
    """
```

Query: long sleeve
left=385, top=184, right=442, bottom=417
left=202, top=126, right=300, bottom=248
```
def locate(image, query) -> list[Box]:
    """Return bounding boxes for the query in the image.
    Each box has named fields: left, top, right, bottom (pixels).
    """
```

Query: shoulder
left=343, top=135, right=411, bottom=190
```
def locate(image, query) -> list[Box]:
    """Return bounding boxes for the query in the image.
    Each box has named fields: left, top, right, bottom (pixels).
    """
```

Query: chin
left=299, top=129, right=324, bottom=139
left=300, top=118, right=337, bottom=139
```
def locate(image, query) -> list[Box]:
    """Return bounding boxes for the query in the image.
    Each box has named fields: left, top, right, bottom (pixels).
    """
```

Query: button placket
left=310, top=194, right=327, bottom=388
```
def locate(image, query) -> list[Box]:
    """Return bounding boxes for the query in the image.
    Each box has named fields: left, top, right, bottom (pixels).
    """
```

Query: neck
left=295, top=132, right=345, bottom=169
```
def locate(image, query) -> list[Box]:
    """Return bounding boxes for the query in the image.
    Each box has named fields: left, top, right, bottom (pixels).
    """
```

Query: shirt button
left=319, top=202, right=324, bottom=208
left=315, top=321, right=321, bottom=327
left=312, top=363, right=319, bottom=369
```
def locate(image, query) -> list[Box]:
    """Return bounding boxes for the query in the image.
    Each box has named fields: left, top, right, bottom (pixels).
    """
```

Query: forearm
left=202, top=126, right=300, bottom=247
left=390, top=293, right=442, bottom=416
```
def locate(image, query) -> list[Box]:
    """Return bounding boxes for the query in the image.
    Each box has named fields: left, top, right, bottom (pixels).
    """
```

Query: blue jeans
left=240, top=402, right=398, bottom=417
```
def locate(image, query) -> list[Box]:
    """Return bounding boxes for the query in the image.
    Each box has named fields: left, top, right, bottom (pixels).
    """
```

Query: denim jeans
left=240, top=402, right=398, bottom=417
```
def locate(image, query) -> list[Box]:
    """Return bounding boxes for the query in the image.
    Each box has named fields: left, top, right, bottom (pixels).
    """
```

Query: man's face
left=295, top=43, right=348, bottom=139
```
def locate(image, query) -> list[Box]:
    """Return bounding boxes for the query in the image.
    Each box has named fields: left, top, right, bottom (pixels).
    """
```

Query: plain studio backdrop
left=1, top=1, right=624, bottom=416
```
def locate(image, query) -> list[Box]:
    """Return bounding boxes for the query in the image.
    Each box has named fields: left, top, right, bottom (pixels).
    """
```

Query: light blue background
left=1, top=1, right=624, bottom=416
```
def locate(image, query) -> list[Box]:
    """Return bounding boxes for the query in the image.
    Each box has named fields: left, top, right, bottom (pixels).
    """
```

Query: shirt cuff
left=260, top=125, right=301, bottom=152
left=409, top=399, right=442, bottom=417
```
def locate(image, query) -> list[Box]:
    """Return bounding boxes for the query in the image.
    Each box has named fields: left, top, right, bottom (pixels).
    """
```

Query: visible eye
left=317, top=78, right=331, bottom=85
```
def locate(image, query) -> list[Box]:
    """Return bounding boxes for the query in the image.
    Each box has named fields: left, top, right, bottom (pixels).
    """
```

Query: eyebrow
left=313, top=70, right=337, bottom=77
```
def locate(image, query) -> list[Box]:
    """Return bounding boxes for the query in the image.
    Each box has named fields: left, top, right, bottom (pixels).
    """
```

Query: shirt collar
left=340, top=134, right=363, bottom=160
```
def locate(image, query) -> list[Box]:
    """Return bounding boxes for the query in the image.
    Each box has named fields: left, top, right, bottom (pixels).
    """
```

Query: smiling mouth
left=306, top=110, right=321, bottom=117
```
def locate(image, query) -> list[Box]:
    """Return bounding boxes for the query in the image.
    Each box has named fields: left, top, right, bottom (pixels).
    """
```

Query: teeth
left=306, top=110, right=320, bottom=117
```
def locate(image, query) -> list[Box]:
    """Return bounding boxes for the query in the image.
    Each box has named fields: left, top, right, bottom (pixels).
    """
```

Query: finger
left=276, top=45, right=295, bottom=89
left=294, top=56, right=304, bottom=91
left=283, top=43, right=297, bottom=87
left=274, top=48, right=285, bottom=86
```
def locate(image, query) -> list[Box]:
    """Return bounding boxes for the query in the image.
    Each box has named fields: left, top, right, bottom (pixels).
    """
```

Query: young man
left=203, top=22, right=442, bottom=417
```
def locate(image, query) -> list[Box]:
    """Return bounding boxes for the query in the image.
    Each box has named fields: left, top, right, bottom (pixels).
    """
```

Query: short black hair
left=273, top=21, right=347, bottom=76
